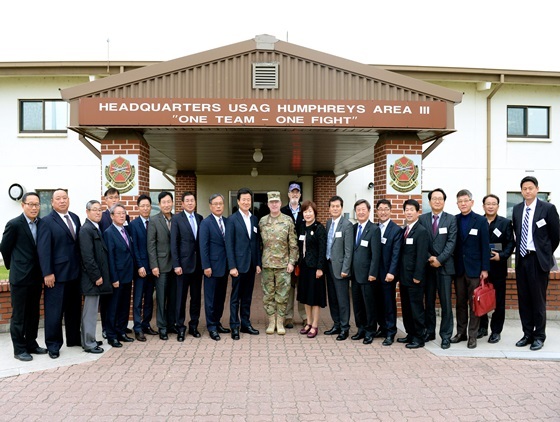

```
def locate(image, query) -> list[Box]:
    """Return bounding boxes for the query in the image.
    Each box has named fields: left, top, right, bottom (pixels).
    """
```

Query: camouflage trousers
left=261, top=267, right=291, bottom=317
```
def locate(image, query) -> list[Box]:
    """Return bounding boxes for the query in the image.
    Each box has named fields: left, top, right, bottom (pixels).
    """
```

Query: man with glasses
left=1, top=193, right=47, bottom=361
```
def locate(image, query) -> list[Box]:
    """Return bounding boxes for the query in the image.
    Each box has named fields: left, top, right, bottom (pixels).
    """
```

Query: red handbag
left=472, top=279, right=496, bottom=317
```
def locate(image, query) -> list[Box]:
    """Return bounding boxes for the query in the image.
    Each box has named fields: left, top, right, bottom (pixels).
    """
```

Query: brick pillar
left=175, top=171, right=197, bottom=212
left=313, top=172, right=337, bottom=224
left=101, top=130, right=150, bottom=219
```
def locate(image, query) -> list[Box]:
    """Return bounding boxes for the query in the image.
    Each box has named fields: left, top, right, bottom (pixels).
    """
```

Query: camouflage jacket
left=259, top=213, right=299, bottom=268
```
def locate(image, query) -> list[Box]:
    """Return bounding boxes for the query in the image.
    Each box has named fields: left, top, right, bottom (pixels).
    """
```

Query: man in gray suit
left=147, top=191, right=176, bottom=340
left=418, top=188, right=457, bottom=350
left=324, top=195, right=354, bottom=340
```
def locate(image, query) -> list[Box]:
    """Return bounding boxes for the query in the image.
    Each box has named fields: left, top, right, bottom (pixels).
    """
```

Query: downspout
left=486, top=75, right=504, bottom=194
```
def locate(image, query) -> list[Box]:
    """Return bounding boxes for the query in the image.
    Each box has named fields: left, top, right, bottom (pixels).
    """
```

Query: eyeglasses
left=23, top=203, right=40, bottom=208
left=457, top=199, right=472, bottom=204
left=431, top=197, right=445, bottom=202
left=89, top=208, right=103, bottom=212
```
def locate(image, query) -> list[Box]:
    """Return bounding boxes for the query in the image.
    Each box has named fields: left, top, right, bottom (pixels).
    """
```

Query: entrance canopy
left=61, top=35, right=462, bottom=177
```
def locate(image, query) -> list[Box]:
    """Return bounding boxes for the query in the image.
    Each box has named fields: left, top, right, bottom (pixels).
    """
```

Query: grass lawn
left=0, top=265, right=9, bottom=280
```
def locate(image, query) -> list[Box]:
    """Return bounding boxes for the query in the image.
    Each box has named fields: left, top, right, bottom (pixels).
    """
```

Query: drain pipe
left=486, top=75, right=504, bottom=194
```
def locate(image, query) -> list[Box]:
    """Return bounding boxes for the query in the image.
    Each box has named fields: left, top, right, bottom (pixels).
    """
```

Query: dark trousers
left=176, top=271, right=202, bottom=330
left=351, top=280, right=376, bottom=336
left=44, top=280, right=82, bottom=352
left=516, top=253, right=549, bottom=342
left=204, top=274, right=228, bottom=331
left=424, top=268, right=454, bottom=341
left=400, top=283, right=426, bottom=343
left=326, top=261, right=351, bottom=331
left=230, top=268, right=256, bottom=329
left=133, top=274, right=155, bottom=333
left=373, top=278, right=397, bottom=337
left=479, top=276, right=506, bottom=334
left=106, top=282, right=132, bottom=340
left=155, top=271, right=176, bottom=331
left=454, top=274, right=480, bottom=339
left=10, top=282, right=42, bottom=355
left=99, top=294, right=110, bottom=331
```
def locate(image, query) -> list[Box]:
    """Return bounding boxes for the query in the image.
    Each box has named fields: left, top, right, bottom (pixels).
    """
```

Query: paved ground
left=1, top=284, right=560, bottom=421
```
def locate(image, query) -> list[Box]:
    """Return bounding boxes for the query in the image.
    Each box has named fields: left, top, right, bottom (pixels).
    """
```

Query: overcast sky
left=2, top=0, right=557, bottom=71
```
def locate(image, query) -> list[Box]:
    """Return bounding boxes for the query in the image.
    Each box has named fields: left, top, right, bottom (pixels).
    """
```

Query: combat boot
left=266, top=315, right=276, bottom=335
left=276, top=316, right=286, bottom=335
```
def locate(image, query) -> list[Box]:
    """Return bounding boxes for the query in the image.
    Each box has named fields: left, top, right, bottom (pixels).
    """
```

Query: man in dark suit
left=513, top=176, right=560, bottom=351
left=479, top=194, right=515, bottom=344
left=280, top=181, right=307, bottom=329
left=147, top=191, right=176, bottom=340
left=397, top=199, right=430, bottom=349
left=375, top=199, right=402, bottom=346
left=171, top=191, right=204, bottom=341
left=128, top=194, right=158, bottom=342
left=350, top=199, right=381, bottom=345
left=199, top=193, right=231, bottom=341
left=79, top=200, right=112, bottom=354
left=0, top=192, right=47, bottom=361
left=324, top=195, right=354, bottom=341
left=451, top=189, right=491, bottom=349
left=225, top=187, right=262, bottom=340
left=103, top=203, right=135, bottom=348
left=418, top=188, right=457, bottom=350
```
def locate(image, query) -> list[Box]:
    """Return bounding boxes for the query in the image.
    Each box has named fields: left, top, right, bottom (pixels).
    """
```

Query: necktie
left=29, top=221, right=37, bottom=244
left=218, top=217, right=225, bottom=238
left=166, top=218, right=171, bottom=231
left=404, top=225, right=410, bottom=239
left=519, top=207, right=531, bottom=257
left=189, top=214, right=197, bottom=239
left=356, top=224, right=363, bottom=246
left=64, top=215, right=76, bottom=240
left=326, top=221, right=335, bottom=260
left=432, top=214, right=439, bottom=235
left=120, top=228, right=129, bottom=247
left=145, top=219, right=149, bottom=231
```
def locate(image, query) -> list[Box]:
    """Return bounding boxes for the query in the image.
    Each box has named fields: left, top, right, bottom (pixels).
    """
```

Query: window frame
left=506, top=105, right=550, bottom=139
left=19, top=99, right=68, bottom=134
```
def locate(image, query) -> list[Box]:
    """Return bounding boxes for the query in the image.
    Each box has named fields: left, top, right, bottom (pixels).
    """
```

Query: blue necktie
left=326, top=221, right=335, bottom=260
left=356, top=224, right=362, bottom=246
left=189, top=214, right=197, bottom=239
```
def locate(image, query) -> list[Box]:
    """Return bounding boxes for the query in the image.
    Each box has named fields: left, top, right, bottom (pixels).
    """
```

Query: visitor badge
left=381, top=237, right=387, bottom=244
left=360, top=240, right=369, bottom=247
left=439, top=227, right=447, bottom=234
left=335, top=232, right=342, bottom=238
left=299, top=235, right=306, bottom=241
left=536, top=219, right=547, bottom=228
left=253, top=226, right=258, bottom=233
left=493, top=228, right=502, bottom=238
left=406, top=238, right=414, bottom=245
left=469, top=228, right=478, bottom=236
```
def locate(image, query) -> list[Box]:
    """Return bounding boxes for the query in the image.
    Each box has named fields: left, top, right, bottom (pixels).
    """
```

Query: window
left=228, top=190, right=270, bottom=219
left=506, top=191, right=549, bottom=219
left=19, top=100, right=68, bottom=133
left=36, top=189, right=55, bottom=218
left=422, top=191, right=432, bottom=214
left=507, top=106, right=549, bottom=138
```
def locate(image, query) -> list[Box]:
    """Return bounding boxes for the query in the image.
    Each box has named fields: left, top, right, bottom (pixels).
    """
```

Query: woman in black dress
left=297, top=200, right=327, bottom=338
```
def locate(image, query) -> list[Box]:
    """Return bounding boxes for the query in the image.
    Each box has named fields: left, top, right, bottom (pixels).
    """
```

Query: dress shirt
left=523, top=199, right=537, bottom=251
left=57, top=211, right=76, bottom=234
left=24, top=215, right=38, bottom=243
left=241, top=210, right=252, bottom=238
left=379, top=219, right=390, bottom=238
left=212, top=213, right=225, bottom=236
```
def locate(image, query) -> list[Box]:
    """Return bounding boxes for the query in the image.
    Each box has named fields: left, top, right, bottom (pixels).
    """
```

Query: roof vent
left=252, top=62, right=279, bottom=89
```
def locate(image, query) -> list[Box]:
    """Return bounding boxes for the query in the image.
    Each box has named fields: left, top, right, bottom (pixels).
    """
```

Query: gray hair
left=109, top=203, right=127, bottom=214
left=456, top=189, right=473, bottom=199
left=86, top=200, right=101, bottom=210
left=209, top=193, right=225, bottom=204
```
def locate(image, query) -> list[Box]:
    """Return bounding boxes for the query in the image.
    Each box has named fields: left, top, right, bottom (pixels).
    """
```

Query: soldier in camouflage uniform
left=259, top=191, right=299, bottom=335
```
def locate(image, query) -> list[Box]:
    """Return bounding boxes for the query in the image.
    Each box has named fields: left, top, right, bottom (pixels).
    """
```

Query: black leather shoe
left=516, top=335, right=532, bottom=347
left=48, top=350, right=60, bottom=359
left=240, top=325, right=259, bottom=335
left=188, top=327, right=202, bottom=338
left=382, top=337, right=394, bottom=346
left=14, top=352, right=33, bottom=362
left=324, top=326, right=341, bottom=335
left=217, top=325, right=231, bottom=334
left=284, top=319, right=294, bottom=329
left=118, top=334, right=134, bottom=342
left=209, top=331, right=221, bottom=341
left=450, top=334, right=467, bottom=343
left=159, top=331, right=169, bottom=341
left=374, top=329, right=384, bottom=338
left=177, top=329, right=186, bottom=342
left=231, top=328, right=240, bottom=340
left=406, top=341, right=425, bottom=349
left=84, top=346, right=104, bottom=354
left=477, top=328, right=488, bottom=339
left=363, top=336, right=374, bottom=345
left=102, top=330, right=107, bottom=339
left=488, top=333, right=501, bottom=344
left=108, top=339, right=122, bottom=348
left=441, top=339, right=451, bottom=349
left=397, top=335, right=411, bottom=344
left=96, top=340, right=103, bottom=346
left=135, top=332, right=147, bottom=342
left=351, top=331, right=365, bottom=341
left=467, top=337, right=477, bottom=349
left=28, top=347, right=48, bottom=355
left=336, top=330, right=349, bottom=341
left=125, top=327, right=132, bottom=334
left=143, top=327, right=159, bottom=336
left=530, top=339, right=544, bottom=351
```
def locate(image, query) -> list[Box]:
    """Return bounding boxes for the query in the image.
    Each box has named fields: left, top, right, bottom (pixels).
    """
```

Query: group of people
left=1, top=176, right=558, bottom=363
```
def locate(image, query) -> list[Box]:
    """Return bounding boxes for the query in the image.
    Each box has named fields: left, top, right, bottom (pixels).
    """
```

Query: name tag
left=335, top=232, right=342, bottom=238
left=493, top=228, right=502, bottom=238
left=253, top=226, right=258, bottom=233
left=406, top=238, right=414, bottom=245
left=536, top=218, right=547, bottom=228
left=299, top=235, right=306, bottom=241
left=381, top=237, right=387, bottom=244
left=469, top=228, right=478, bottom=236
left=360, top=240, right=369, bottom=247
left=439, top=227, right=447, bottom=234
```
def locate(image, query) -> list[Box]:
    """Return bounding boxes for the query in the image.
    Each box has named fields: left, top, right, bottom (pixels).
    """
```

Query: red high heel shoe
left=300, top=324, right=312, bottom=335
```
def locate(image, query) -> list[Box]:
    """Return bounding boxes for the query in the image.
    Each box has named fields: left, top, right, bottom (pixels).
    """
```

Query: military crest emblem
left=104, top=156, right=136, bottom=194
left=389, top=155, right=419, bottom=193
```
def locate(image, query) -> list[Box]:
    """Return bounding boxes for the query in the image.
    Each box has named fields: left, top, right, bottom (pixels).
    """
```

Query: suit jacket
left=399, top=222, right=430, bottom=287
left=281, top=204, right=304, bottom=234
left=351, top=220, right=381, bottom=284
left=487, top=215, right=515, bottom=279
left=454, top=211, right=491, bottom=278
left=170, top=211, right=203, bottom=274
left=0, top=213, right=42, bottom=286
left=99, top=209, right=130, bottom=233
left=37, top=210, right=81, bottom=282
left=378, top=220, right=402, bottom=280
left=512, top=199, right=560, bottom=272
left=147, top=212, right=173, bottom=273
left=128, top=216, right=151, bottom=274
left=225, top=210, right=262, bottom=273
left=79, top=219, right=112, bottom=295
left=326, top=216, right=353, bottom=278
left=418, top=211, right=457, bottom=276
left=103, top=224, right=134, bottom=284
left=297, top=221, right=326, bottom=270
left=199, top=214, right=228, bottom=278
